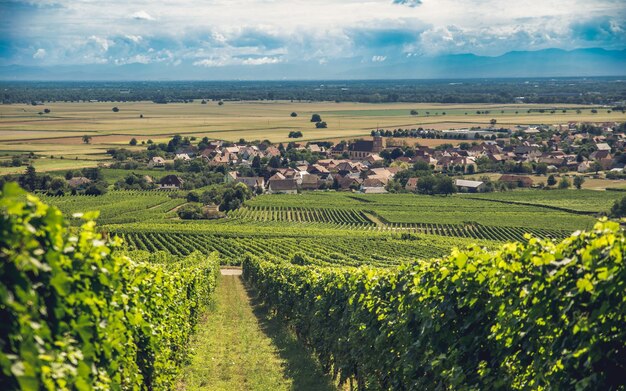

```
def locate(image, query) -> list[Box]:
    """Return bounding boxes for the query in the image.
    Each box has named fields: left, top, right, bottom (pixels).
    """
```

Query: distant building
left=267, top=178, right=298, bottom=194
left=235, top=177, right=265, bottom=192
left=159, top=175, right=184, bottom=189
left=360, top=178, right=387, bottom=194
left=349, top=136, right=385, bottom=159
left=454, top=179, right=485, bottom=193
left=405, top=177, right=419, bottom=192
left=148, top=157, right=166, bottom=168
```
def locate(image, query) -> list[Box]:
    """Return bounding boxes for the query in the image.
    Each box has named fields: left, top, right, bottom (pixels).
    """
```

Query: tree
left=315, top=121, right=327, bottom=129
left=410, top=110, right=418, bottom=116
left=535, top=163, right=548, bottom=175
left=252, top=155, right=261, bottom=170
left=23, top=165, right=37, bottom=191
left=49, top=177, right=68, bottom=195
left=591, top=161, right=603, bottom=174
left=82, top=135, right=92, bottom=144
left=218, top=101, right=224, bottom=106
left=558, top=177, right=571, bottom=189
left=610, top=197, right=626, bottom=217
left=112, top=107, right=119, bottom=112
left=310, top=114, right=322, bottom=123
left=129, top=138, right=138, bottom=146
left=490, top=119, right=497, bottom=126
left=547, top=175, right=557, bottom=187
left=44, top=108, right=51, bottom=114
left=573, top=175, right=585, bottom=189
left=290, top=112, right=298, bottom=117
left=435, top=176, right=456, bottom=196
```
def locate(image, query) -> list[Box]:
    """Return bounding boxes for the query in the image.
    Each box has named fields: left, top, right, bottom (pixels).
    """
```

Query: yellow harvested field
left=0, top=100, right=623, bottom=172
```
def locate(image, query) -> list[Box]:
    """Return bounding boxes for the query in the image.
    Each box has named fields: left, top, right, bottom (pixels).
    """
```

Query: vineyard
left=228, top=205, right=374, bottom=225
left=244, top=192, right=601, bottom=231
left=38, top=191, right=185, bottom=225
left=1, top=184, right=220, bottom=390
left=243, top=220, right=626, bottom=390
left=114, top=230, right=489, bottom=267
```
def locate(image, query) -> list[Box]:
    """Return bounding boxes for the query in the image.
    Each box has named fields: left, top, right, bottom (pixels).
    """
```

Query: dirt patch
left=221, top=268, right=243, bottom=276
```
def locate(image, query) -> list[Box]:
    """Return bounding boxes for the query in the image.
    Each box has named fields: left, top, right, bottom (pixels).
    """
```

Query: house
left=300, top=174, right=321, bottom=190
left=68, top=177, right=92, bottom=189
left=365, top=154, right=384, bottom=165
left=360, top=178, right=387, bottom=194
left=498, top=174, right=533, bottom=188
left=267, top=179, right=298, bottom=194
left=454, top=179, right=485, bottom=193
left=405, top=177, right=419, bottom=192
left=148, top=156, right=166, bottom=168
left=348, top=136, right=385, bottom=159
left=235, top=177, right=265, bottom=192
left=595, top=143, right=611, bottom=151
left=175, top=153, right=191, bottom=161
left=224, top=171, right=238, bottom=183
left=159, top=175, right=184, bottom=189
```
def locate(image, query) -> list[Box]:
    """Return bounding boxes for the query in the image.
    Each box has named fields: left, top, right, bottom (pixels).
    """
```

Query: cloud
left=241, top=56, right=282, bottom=65
left=2, top=0, right=625, bottom=72
left=131, top=10, right=155, bottom=21
left=392, top=0, right=422, bottom=7
left=88, top=36, right=111, bottom=52
left=33, top=48, right=46, bottom=59
left=193, top=57, right=229, bottom=67
left=193, top=55, right=283, bottom=67
left=124, top=35, right=143, bottom=44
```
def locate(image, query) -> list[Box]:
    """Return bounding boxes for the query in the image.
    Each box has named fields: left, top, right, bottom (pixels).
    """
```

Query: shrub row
left=0, top=183, right=220, bottom=390
left=243, top=220, right=626, bottom=390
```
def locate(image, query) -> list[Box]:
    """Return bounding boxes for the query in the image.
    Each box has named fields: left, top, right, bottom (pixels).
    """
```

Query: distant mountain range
left=1, top=48, right=624, bottom=80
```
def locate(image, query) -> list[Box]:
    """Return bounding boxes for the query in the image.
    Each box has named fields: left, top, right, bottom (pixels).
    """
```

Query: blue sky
left=0, top=0, right=625, bottom=77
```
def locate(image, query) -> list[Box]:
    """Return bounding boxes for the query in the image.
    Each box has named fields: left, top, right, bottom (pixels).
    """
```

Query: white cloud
left=88, top=35, right=111, bottom=51
left=125, top=34, right=143, bottom=43
left=193, top=57, right=230, bottom=67
left=4, top=0, right=625, bottom=68
left=241, top=56, right=282, bottom=65
left=33, top=48, right=47, bottom=59
left=131, top=10, right=155, bottom=21
left=194, top=56, right=283, bottom=67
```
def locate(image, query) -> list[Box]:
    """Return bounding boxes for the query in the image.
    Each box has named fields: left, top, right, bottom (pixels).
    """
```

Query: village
left=140, top=120, right=626, bottom=194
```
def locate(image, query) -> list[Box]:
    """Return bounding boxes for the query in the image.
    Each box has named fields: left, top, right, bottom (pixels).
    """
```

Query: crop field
left=1, top=100, right=623, bottom=172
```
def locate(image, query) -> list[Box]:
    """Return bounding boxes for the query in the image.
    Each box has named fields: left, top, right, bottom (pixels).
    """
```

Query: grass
left=177, top=273, right=337, bottom=391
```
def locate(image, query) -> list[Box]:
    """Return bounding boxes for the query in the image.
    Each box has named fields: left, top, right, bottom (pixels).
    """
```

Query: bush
left=177, top=203, right=205, bottom=219
left=0, top=183, right=219, bottom=389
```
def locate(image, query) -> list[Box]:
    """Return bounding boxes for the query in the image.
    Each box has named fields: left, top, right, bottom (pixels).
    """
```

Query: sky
left=0, top=0, right=625, bottom=78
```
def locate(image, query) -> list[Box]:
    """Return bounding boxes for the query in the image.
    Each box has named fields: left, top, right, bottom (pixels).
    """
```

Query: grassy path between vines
left=177, top=270, right=338, bottom=391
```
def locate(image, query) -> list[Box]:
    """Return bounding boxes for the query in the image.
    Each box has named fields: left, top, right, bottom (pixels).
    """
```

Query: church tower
left=372, top=134, right=384, bottom=153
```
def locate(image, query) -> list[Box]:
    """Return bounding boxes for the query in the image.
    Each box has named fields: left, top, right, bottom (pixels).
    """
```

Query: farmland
left=3, top=94, right=626, bottom=390
left=1, top=100, right=624, bottom=173
left=31, top=189, right=621, bottom=269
